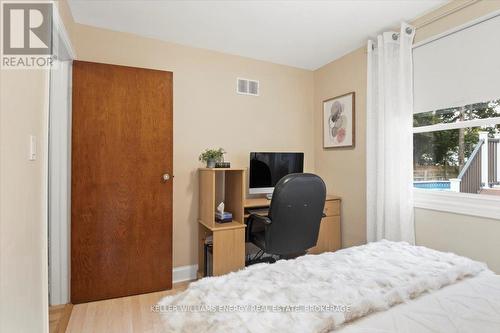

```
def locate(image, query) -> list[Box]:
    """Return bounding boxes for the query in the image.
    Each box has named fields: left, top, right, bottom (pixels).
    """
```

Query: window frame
left=413, top=116, right=500, bottom=134
left=414, top=188, right=500, bottom=220
left=412, top=107, right=500, bottom=218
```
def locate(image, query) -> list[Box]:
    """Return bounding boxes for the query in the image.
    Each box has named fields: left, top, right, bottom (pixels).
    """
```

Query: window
left=413, top=99, right=500, bottom=194
left=412, top=12, right=500, bottom=218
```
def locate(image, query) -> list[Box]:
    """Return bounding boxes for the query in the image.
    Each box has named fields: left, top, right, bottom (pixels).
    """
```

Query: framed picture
left=323, top=92, right=355, bottom=148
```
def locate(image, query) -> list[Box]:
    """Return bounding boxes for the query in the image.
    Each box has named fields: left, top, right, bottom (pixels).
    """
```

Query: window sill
left=413, top=189, right=500, bottom=220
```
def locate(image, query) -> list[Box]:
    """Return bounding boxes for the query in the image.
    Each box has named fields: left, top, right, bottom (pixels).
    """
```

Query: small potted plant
left=199, top=148, right=226, bottom=168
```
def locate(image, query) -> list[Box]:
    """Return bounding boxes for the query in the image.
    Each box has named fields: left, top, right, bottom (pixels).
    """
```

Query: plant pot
left=206, top=159, right=216, bottom=168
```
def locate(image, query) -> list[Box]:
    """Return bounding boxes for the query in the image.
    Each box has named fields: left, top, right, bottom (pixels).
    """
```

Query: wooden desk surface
left=244, top=197, right=271, bottom=208
left=244, top=194, right=340, bottom=208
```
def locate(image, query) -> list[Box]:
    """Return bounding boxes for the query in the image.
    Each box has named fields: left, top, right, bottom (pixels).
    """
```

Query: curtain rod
left=365, top=0, right=480, bottom=52
left=413, top=8, right=500, bottom=49
left=412, top=0, right=479, bottom=30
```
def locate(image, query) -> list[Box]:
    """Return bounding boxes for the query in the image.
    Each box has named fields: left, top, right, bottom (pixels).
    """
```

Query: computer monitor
left=249, top=152, right=304, bottom=198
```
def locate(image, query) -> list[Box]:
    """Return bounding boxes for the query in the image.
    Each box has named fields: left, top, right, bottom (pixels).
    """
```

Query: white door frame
left=48, top=5, right=75, bottom=305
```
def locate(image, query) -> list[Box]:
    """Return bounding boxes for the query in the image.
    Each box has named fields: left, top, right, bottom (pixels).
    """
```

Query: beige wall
left=0, top=70, right=49, bottom=331
left=60, top=0, right=500, bottom=267
left=415, top=208, right=500, bottom=273
left=2, top=1, right=498, bottom=332
left=313, top=48, right=367, bottom=247
left=63, top=22, right=314, bottom=267
left=313, top=0, right=500, bottom=264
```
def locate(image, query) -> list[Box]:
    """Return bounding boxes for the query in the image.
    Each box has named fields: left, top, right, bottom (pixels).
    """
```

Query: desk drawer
left=324, top=200, right=340, bottom=216
left=308, top=216, right=341, bottom=254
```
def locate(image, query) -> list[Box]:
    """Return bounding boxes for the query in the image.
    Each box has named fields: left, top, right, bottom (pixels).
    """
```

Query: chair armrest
left=250, top=213, right=272, bottom=225
left=245, top=214, right=272, bottom=242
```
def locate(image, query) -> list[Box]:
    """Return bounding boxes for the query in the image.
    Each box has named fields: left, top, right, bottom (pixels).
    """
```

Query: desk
left=197, top=168, right=341, bottom=278
left=244, top=195, right=341, bottom=254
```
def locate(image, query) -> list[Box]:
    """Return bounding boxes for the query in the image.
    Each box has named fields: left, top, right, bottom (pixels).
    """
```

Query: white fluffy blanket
left=157, top=241, right=487, bottom=333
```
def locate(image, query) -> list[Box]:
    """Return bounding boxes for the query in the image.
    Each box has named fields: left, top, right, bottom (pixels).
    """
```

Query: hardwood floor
left=65, top=281, right=190, bottom=333
left=49, top=304, right=73, bottom=333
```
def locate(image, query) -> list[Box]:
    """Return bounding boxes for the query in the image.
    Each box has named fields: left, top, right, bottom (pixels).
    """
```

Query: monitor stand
left=265, top=193, right=273, bottom=200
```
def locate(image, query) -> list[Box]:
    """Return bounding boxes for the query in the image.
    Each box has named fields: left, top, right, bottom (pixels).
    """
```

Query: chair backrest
left=265, top=173, right=326, bottom=255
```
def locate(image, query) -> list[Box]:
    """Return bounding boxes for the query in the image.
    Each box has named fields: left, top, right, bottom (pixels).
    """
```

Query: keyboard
left=247, top=208, right=269, bottom=216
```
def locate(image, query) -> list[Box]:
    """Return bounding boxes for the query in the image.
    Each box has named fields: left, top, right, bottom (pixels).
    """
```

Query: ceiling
left=67, top=0, right=447, bottom=70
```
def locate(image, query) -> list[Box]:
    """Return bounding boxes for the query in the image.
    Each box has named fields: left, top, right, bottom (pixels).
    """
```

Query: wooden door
left=71, top=61, right=173, bottom=303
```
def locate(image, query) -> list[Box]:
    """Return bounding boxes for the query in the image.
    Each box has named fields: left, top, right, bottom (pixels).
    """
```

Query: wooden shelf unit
left=198, top=168, right=245, bottom=228
left=197, top=168, right=246, bottom=277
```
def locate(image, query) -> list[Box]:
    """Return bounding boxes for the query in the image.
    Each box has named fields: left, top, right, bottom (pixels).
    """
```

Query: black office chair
left=246, top=173, right=326, bottom=264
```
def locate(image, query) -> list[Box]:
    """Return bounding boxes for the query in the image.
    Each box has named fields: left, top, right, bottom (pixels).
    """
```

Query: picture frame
left=322, top=92, right=355, bottom=148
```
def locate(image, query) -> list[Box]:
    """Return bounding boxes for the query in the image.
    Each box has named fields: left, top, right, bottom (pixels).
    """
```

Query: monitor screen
left=249, top=152, right=304, bottom=194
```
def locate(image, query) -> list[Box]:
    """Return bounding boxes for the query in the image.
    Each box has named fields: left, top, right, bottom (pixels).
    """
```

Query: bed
left=336, top=270, right=500, bottom=333
left=157, top=241, right=500, bottom=333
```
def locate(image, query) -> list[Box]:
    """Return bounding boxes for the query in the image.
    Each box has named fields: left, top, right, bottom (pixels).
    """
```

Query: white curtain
left=366, top=23, right=415, bottom=244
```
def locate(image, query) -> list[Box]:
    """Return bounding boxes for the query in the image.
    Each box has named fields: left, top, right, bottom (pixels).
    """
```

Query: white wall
left=415, top=208, right=500, bottom=273
left=0, top=69, right=49, bottom=332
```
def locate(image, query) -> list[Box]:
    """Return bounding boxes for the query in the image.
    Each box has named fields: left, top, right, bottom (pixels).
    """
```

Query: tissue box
left=215, top=211, right=233, bottom=223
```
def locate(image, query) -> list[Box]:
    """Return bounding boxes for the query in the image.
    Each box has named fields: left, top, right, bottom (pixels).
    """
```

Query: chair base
left=245, top=250, right=306, bottom=266
left=246, top=256, right=276, bottom=266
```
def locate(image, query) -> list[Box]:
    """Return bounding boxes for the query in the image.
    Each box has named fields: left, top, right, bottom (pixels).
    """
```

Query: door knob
left=162, top=173, right=170, bottom=182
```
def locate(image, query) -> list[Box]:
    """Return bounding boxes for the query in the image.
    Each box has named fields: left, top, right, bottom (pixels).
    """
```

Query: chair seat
left=251, top=231, right=266, bottom=250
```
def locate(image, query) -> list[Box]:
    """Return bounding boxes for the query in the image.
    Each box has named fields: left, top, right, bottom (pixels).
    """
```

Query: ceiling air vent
left=236, top=78, right=259, bottom=96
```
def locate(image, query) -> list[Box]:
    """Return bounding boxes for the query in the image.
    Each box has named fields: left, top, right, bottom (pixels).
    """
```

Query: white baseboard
left=173, top=265, right=198, bottom=283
